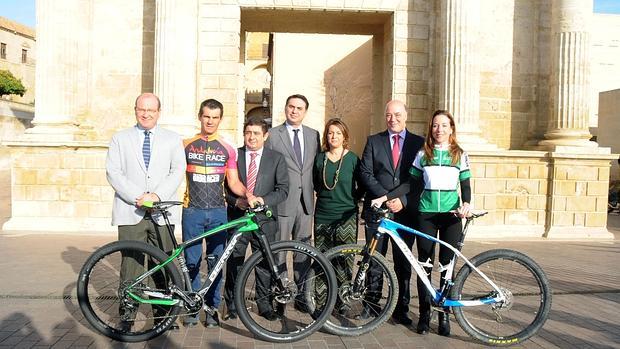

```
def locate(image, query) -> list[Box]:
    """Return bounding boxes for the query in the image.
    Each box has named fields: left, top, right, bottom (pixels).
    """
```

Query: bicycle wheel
left=451, top=249, right=552, bottom=346
left=77, top=240, right=183, bottom=342
left=234, top=240, right=337, bottom=342
left=321, top=244, right=398, bottom=336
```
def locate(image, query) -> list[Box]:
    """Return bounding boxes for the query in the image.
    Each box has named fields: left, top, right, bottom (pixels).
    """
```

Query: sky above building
left=0, top=0, right=619, bottom=29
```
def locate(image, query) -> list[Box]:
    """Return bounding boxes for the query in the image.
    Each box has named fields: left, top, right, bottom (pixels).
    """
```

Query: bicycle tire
left=234, top=240, right=337, bottom=342
left=321, top=244, right=398, bottom=336
left=77, top=240, right=183, bottom=342
left=451, top=249, right=552, bottom=346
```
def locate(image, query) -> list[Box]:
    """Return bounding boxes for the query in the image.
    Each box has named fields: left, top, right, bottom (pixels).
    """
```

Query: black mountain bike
left=77, top=201, right=337, bottom=343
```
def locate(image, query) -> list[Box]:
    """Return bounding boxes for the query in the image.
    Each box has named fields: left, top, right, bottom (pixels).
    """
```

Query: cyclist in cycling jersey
left=373, top=109, right=471, bottom=337
left=410, top=109, right=471, bottom=336
left=182, top=99, right=248, bottom=328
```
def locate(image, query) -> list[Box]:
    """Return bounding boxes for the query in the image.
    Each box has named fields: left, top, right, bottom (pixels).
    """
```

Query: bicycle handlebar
left=141, top=201, right=183, bottom=211
left=448, top=210, right=488, bottom=219
left=246, top=203, right=273, bottom=218
left=141, top=201, right=273, bottom=218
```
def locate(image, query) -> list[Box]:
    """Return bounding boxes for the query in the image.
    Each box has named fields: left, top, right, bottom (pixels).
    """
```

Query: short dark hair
left=285, top=94, right=309, bottom=110
left=198, top=98, right=223, bottom=117
left=244, top=116, right=269, bottom=134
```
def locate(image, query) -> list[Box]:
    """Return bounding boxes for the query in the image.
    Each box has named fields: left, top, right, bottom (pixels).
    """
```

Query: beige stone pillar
left=438, top=0, right=495, bottom=150
left=539, top=0, right=596, bottom=148
left=25, top=0, right=80, bottom=141
left=154, top=0, right=199, bottom=137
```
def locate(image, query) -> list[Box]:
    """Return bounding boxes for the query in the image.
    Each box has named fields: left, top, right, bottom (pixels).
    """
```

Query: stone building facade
left=0, top=16, right=35, bottom=142
left=1, top=0, right=617, bottom=238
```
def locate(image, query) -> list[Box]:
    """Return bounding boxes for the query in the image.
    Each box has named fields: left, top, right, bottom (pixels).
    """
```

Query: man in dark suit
left=358, top=99, right=424, bottom=326
left=223, top=117, right=289, bottom=321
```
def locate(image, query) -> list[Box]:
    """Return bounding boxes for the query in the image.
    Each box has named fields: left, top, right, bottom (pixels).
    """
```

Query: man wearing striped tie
left=223, top=117, right=289, bottom=322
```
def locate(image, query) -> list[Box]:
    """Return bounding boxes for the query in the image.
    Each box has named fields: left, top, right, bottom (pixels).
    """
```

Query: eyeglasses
left=135, top=108, right=159, bottom=114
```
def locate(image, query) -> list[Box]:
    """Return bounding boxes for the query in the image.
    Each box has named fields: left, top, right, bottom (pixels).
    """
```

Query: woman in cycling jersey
left=410, top=109, right=471, bottom=336
left=372, top=109, right=471, bottom=336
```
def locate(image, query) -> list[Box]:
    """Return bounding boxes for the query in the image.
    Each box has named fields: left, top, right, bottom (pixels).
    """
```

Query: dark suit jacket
left=359, top=129, right=424, bottom=221
left=265, top=123, right=320, bottom=216
left=226, top=146, right=289, bottom=221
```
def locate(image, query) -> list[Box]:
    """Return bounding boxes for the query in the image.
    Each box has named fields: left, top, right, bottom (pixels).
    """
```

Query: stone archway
left=239, top=8, right=393, bottom=154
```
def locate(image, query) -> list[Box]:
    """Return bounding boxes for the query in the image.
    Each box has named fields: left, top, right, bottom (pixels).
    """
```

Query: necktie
left=246, top=152, right=258, bottom=194
left=293, top=129, right=303, bottom=167
left=143, top=130, right=151, bottom=169
left=391, top=134, right=400, bottom=170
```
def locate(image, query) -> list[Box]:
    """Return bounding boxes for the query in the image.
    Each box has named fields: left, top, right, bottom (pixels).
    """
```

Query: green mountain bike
left=77, top=201, right=337, bottom=343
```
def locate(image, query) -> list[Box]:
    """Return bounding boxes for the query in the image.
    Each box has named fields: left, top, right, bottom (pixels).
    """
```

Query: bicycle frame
left=373, top=217, right=506, bottom=307
left=125, top=211, right=278, bottom=309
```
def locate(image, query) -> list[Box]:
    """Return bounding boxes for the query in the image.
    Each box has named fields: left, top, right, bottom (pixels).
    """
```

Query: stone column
left=25, top=0, right=80, bottom=141
left=154, top=0, right=198, bottom=137
left=539, top=0, right=596, bottom=148
left=437, top=0, right=496, bottom=150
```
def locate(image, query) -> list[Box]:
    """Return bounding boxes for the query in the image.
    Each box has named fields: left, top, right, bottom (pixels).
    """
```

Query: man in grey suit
left=105, top=92, right=186, bottom=329
left=265, top=94, right=320, bottom=308
left=223, top=117, right=289, bottom=321
left=265, top=94, right=320, bottom=243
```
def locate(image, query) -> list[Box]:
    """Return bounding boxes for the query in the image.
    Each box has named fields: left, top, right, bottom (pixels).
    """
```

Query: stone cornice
left=1, top=140, right=108, bottom=148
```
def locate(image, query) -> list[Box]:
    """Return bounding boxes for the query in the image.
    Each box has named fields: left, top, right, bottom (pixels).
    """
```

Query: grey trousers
left=276, top=201, right=313, bottom=292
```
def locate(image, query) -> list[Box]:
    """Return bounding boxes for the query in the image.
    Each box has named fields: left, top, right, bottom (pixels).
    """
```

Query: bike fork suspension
left=256, top=232, right=286, bottom=289
left=351, top=235, right=380, bottom=293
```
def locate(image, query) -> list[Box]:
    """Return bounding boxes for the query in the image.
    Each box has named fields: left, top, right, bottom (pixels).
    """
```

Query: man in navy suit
left=358, top=100, right=424, bottom=326
left=223, top=117, right=289, bottom=321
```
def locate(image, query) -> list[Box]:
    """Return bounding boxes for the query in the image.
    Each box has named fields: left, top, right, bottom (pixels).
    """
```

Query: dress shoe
left=119, top=320, right=133, bottom=332
left=205, top=312, right=220, bottom=328
left=275, top=303, right=285, bottom=317
left=416, top=311, right=430, bottom=335
left=391, top=312, right=413, bottom=326
left=438, top=312, right=450, bottom=336
left=294, top=301, right=308, bottom=313
left=183, top=313, right=199, bottom=327
left=356, top=306, right=376, bottom=320
left=259, top=310, right=281, bottom=321
left=335, top=303, right=351, bottom=317
left=224, top=311, right=238, bottom=321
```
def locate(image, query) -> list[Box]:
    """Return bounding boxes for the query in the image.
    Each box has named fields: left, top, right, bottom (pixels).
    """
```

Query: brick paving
left=0, top=215, right=619, bottom=348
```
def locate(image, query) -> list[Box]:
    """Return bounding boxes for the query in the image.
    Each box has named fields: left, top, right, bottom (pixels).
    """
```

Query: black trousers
left=416, top=212, right=462, bottom=313
left=364, top=216, right=416, bottom=317
left=224, top=216, right=277, bottom=315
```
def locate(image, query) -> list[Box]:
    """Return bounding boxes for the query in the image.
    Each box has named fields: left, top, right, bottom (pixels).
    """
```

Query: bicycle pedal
left=431, top=306, right=450, bottom=314
left=203, top=306, right=217, bottom=316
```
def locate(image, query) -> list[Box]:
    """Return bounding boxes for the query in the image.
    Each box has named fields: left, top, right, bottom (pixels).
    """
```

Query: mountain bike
left=77, top=201, right=337, bottom=343
left=322, top=206, right=551, bottom=346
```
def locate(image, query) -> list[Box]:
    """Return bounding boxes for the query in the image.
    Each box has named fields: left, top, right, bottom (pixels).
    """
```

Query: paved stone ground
left=0, top=215, right=619, bottom=348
